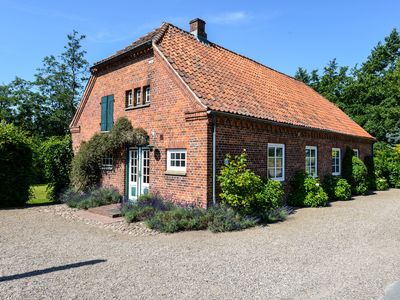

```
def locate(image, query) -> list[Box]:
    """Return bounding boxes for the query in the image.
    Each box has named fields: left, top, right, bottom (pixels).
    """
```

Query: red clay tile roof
left=94, top=22, right=373, bottom=139
left=155, top=24, right=373, bottom=139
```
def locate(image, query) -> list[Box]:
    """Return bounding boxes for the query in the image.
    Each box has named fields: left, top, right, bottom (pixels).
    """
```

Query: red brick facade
left=213, top=116, right=373, bottom=196
left=70, top=23, right=374, bottom=208
left=71, top=49, right=211, bottom=207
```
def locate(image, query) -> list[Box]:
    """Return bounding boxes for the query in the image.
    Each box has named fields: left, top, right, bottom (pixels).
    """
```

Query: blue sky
left=1, top=0, right=399, bottom=84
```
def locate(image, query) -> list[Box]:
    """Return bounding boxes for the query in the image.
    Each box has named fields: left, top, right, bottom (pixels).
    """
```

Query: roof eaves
left=208, top=109, right=375, bottom=141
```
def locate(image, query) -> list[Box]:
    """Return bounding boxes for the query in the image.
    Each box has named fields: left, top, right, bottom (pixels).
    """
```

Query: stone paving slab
left=75, top=210, right=123, bottom=224
left=87, top=204, right=122, bottom=218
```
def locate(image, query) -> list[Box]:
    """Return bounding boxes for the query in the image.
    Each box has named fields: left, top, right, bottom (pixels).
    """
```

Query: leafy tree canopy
left=0, top=30, right=88, bottom=138
left=295, top=29, right=400, bottom=143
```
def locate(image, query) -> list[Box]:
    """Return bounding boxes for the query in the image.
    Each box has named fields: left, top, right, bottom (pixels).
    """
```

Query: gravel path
left=32, top=204, right=158, bottom=236
left=1, top=189, right=399, bottom=299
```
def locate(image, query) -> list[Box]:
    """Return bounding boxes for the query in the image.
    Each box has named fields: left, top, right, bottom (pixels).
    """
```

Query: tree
left=295, top=29, right=400, bottom=142
left=0, top=84, right=15, bottom=123
left=35, top=30, right=89, bottom=136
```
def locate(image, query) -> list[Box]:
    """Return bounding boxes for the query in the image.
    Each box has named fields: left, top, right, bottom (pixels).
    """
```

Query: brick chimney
left=190, top=18, right=207, bottom=41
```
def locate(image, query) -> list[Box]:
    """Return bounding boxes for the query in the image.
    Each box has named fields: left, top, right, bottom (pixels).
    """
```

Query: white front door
left=128, top=147, right=150, bottom=201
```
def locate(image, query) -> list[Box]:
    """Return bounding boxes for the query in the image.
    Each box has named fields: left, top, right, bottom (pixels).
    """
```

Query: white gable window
left=267, top=143, right=285, bottom=181
left=353, top=149, right=359, bottom=158
left=145, top=86, right=151, bottom=103
left=305, top=146, right=318, bottom=177
left=332, top=148, right=341, bottom=175
left=167, top=149, right=186, bottom=173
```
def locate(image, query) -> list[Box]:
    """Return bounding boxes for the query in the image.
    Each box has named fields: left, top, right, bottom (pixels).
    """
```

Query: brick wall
left=213, top=115, right=373, bottom=196
left=71, top=47, right=373, bottom=208
left=71, top=48, right=210, bottom=207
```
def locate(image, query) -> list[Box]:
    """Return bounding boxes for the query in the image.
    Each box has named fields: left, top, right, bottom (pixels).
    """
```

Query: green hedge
left=374, top=142, right=400, bottom=188
left=40, top=135, right=73, bottom=199
left=342, top=147, right=368, bottom=195
left=0, top=123, right=33, bottom=207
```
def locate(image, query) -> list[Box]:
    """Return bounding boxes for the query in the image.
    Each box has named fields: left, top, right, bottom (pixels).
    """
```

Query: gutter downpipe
left=208, top=110, right=217, bottom=206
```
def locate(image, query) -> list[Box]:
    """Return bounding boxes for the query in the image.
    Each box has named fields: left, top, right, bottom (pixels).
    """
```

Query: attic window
left=144, top=86, right=151, bottom=103
left=126, top=90, right=133, bottom=107
left=135, top=88, right=141, bottom=106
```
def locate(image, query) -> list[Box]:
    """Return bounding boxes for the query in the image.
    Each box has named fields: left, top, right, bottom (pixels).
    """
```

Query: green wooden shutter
left=101, top=96, right=108, bottom=131
left=107, top=95, right=114, bottom=130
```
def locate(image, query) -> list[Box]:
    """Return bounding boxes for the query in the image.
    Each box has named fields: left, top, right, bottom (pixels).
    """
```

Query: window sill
left=125, top=103, right=150, bottom=111
left=101, top=167, right=113, bottom=172
left=271, top=178, right=285, bottom=182
left=165, top=170, right=186, bottom=176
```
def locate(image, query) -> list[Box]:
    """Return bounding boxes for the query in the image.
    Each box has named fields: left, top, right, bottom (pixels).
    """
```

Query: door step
left=88, top=204, right=122, bottom=218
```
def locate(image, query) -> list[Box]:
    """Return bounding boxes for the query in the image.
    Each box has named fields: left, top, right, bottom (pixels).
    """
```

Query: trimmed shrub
left=206, top=205, right=257, bottom=233
left=121, top=194, right=174, bottom=222
left=61, top=187, right=120, bottom=209
left=40, top=135, right=73, bottom=200
left=335, top=179, right=352, bottom=200
left=264, top=206, right=289, bottom=223
left=218, top=152, right=284, bottom=216
left=373, top=142, right=400, bottom=188
left=342, top=147, right=369, bottom=195
left=364, top=155, right=376, bottom=190
left=0, top=123, right=33, bottom=207
left=376, top=177, right=389, bottom=191
left=218, top=152, right=263, bottom=212
left=342, top=147, right=355, bottom=187
left=323, top=175, right=351, bottom=201
left=323, top=175, right=338, bottom=201
left=71, top=118, right=148, bottom=191
left=288, top=171, right=328, bottom=207
left=256, top=180, right=284, bottom=212
left=146, top=207, right=209, bottom=233
left=122, top=195, right=258, bottom=233
left=352, top=157, right=369, bottom=195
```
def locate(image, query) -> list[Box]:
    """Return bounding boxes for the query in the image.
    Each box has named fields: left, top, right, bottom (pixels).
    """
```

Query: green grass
left=27, top=184, right=54, bottom=205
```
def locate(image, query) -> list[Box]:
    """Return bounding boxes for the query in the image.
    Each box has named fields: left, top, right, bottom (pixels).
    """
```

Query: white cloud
left=208, top=11, right=250, bottom=25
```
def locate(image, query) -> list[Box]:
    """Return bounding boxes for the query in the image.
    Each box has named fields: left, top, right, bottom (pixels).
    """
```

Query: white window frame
left=145, top=86, right=151, bottom=103
left=332, top=148, right=341, bottom=176
left=353, top=149, right=359, bottom=158
left=135, top=88, right=141, bottom=106
left=101, top=155, right=113, bottom=170
left=305, top=146, right=318, bottom=178
left=267, top=143, right=285, bottom=181
left=167, top=149, right=187, bottom=172
left=127, top=90, right=133, bottom=107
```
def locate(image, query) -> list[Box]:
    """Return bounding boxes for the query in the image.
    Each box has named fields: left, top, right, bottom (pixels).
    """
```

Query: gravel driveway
left=1, top=189, right=399, bottom=299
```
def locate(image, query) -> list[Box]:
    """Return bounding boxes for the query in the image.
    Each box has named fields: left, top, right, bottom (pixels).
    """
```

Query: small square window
left=167, top=149, right=187, bottom=173
left=101, top=155, right=113, bottom=170
left=353, top=149, right=359, bottom=158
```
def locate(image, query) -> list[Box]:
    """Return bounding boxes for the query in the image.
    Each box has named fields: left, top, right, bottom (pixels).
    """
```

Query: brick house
left=70, top=19, right=374, bottom=208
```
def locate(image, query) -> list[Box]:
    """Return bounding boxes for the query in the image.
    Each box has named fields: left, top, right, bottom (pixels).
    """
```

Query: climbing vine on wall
left=71, top=117, right=148, bottom=191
